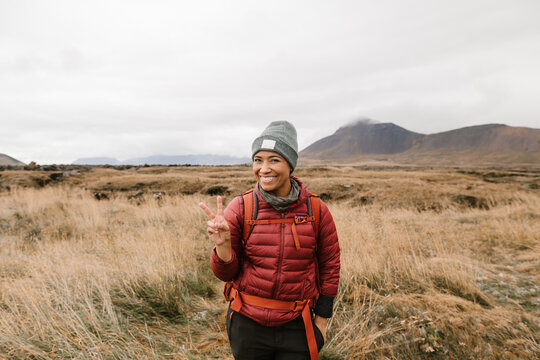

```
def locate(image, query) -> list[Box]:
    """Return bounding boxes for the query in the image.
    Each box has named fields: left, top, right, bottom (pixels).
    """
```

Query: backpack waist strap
left=226, top=287, right=319, bottom=360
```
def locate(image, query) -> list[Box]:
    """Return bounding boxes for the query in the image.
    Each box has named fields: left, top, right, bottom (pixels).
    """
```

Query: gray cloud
left=1, top=0, right=539, bottom=163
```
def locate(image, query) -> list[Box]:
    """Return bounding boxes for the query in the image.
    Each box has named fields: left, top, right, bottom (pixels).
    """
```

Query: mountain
left=410, top=124, right=540, bottom=152
left=122, top=154, right=250, bottom=165
left=0, top=153, right=25, bottom=166
left=300, top=121, right=540, bottom=164
left=302, top=120, right=423, bottom=159
left=73, top=154, right=250, bottom=166
left=73, top=157, right=121, bottom=165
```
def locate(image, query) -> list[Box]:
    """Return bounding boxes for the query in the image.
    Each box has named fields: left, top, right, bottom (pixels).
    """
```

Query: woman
left=200, top=121, right=340, bottom=360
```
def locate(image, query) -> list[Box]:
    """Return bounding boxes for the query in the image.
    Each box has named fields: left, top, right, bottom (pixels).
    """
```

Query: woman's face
left=252, top=151, right=292, bottom=197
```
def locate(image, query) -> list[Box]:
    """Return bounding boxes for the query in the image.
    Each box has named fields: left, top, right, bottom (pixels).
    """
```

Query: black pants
left=226, top=305, right=325, bottom=360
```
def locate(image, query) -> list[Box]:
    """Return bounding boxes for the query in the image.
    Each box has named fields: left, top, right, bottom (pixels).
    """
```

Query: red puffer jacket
left=211, top=177, right=340, bottom=327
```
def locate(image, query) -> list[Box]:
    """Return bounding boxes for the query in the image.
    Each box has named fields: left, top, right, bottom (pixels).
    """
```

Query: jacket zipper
left=272, top=212, right=286, bottom=299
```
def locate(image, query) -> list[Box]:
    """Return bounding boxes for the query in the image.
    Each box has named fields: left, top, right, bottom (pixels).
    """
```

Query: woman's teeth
left=260, top=176, right=276, bottom=183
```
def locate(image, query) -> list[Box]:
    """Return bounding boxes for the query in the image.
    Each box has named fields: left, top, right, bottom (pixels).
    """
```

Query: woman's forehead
left=253, top=150, right=284, bottom=159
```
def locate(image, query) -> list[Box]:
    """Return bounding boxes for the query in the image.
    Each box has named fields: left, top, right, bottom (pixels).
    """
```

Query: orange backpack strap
left=242, top=189, right=257, bottom=246
left=307, top=193, right=321, bottom=239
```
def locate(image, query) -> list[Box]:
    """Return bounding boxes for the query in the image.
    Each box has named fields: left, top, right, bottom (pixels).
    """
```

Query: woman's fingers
left=199, top=202, right=216, bottom=219
left=201, top=197, right=230, bottom=244
left=218, top=218, right=230, bottom=231
left=208, top=220, right=229, bottom=237
left=200, top=197, right=225, bottom=218
left=217, top=196, right=224, bottom=216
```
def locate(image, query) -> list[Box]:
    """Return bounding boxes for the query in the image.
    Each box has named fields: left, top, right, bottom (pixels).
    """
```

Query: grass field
left=0, top=165, right=538, bottom=359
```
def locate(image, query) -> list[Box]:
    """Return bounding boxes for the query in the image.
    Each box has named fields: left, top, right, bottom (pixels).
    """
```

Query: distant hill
left=411, top=124, right=540, bottom=152
left=73, top=154, right=250, bottom=166
left=300, top=120, right=540, bottom=165
left=73, top=157, right=121, bottom=165
left=0, top=153, right=25, bottom=166
left=302, top=120, right=423, bottom=159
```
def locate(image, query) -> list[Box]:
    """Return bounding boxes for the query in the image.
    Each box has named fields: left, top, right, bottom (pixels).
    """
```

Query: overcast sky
left=1, top=0, right=539, bottom=164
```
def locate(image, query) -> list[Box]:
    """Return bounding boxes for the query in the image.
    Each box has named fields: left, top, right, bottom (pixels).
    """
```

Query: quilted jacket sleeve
left=314, top=200, right=340, bottom=317
left=210, top=196, right=244, bottom=282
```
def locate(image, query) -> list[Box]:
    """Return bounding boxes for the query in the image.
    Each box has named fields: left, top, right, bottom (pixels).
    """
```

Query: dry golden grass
left=0, top=186, right=227, bottom=359
left=0, top=165, right=538, bottom=359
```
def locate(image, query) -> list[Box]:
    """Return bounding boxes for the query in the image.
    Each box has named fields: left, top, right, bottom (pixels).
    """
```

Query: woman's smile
left=259, top=176, right=277, bottom=184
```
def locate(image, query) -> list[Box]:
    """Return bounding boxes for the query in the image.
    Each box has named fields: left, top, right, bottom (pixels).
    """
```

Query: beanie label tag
left=261, top=139, right=276, bottom=149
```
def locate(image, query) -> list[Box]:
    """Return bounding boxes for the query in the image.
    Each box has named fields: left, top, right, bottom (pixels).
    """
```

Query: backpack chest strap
left=246, top=216, right=315, bottom=225
left=245, top=216, right=316, bottom=250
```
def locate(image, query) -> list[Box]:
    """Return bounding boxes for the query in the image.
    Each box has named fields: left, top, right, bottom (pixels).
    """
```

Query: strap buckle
left=293, top=299, right=309, bottom=312
left=294, top=215, right=310, bottom=224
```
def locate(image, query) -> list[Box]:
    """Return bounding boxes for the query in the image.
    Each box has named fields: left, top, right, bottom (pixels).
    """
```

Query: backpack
left=223, top=189, right=324, bottom=360
left=241, top=188, right=322, bottom=289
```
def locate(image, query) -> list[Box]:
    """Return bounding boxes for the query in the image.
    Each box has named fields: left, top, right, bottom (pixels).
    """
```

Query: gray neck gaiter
left=258, top=178, right=300, bottom=213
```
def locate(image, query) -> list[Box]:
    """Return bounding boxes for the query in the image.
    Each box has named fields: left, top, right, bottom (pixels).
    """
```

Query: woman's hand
left=314, top=315, right=327, bottom=342
left=199, top=196, right=232, bottom=261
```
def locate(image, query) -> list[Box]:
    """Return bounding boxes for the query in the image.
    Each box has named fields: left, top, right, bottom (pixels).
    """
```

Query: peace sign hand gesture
left=199, top=196, right=232, bottom=262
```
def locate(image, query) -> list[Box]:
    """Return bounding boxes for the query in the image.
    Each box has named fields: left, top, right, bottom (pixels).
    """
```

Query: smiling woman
left=199, top=121, right=340, bottom=360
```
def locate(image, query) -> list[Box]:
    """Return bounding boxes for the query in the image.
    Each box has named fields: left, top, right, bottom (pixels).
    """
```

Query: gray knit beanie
left=252, top=121, right=298, bottom=170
